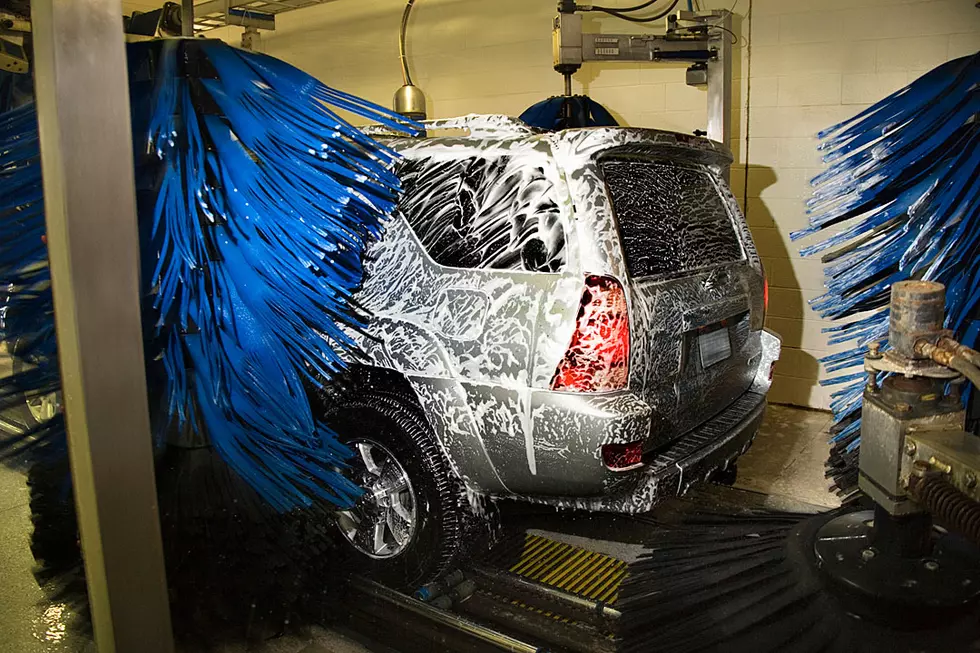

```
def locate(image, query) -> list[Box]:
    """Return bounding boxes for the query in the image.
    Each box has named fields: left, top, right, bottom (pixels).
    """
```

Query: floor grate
left=483, top=532, right=628, bottom=626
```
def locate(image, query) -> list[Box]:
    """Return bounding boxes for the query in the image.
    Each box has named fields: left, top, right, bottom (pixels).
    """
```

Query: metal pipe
left=398, top=0, right=416, bottom=86
left=393, top=0, right=426, bottom=119
left=469, top=566, right=620, bottom=630
left=349, top=577, right=542, bottom=653
left=459, top=593, right=616, bottom=653
left=181, top=0, right=194, bottom=36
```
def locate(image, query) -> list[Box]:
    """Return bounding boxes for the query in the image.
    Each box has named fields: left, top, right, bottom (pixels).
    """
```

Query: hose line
left=939, top=336, right=980, bottom=369
left=916, top=339, right=980, bottom=389
left=949, top=355, right=980, bottom=389
left=591, top=0, right=667, bottom=12
left=593, top=0, right=679, bottom=22
left=399, top=0, right=417, bottom=86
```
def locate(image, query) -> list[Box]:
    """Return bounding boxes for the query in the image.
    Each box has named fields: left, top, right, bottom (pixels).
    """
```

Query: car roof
left=371, top=114, right=733, bottom=166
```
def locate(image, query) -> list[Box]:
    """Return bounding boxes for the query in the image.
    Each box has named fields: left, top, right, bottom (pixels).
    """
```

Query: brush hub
left=813, top=509, right=980, bottom=622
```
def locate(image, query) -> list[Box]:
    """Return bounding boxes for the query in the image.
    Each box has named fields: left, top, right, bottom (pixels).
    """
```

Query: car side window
left=397, top=155, right=566, bottom=272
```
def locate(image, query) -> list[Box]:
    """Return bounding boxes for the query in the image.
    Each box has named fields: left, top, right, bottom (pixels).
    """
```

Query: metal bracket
left=192, top=0, right=336, bottom=32
left=1, top=12, right=31, bottom=34
left=858, top=387, right=965, bottom=516
left=904, top=429, right=980, bottom=504
left=865, top=348, right=962, bottom=380
left=552, top=9, right=732, bottom=150
left=0, top=36, right=28, bottom=73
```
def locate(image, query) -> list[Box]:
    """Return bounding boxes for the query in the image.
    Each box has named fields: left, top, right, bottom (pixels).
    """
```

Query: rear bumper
left=506, top=328, right=778, bottom=499
left=518, top=389, right=767, bottom=513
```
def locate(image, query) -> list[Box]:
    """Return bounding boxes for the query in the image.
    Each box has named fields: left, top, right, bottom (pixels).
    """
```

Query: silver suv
left=321, top=116, right=781, bottom=587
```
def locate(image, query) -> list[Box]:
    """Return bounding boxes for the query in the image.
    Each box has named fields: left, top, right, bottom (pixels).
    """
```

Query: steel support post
left=30, top=1, right=174, bottom=652
left=706, top=10, right=733, bottom=154
left=182, top=0, right=195, bottom=36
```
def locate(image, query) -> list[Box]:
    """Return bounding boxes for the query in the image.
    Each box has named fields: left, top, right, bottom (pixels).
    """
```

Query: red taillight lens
left=550, top=275, right=630, bottom=392
left=751, top=274, right=768, bottom=331
left=602, top=441, right=644, bottom=471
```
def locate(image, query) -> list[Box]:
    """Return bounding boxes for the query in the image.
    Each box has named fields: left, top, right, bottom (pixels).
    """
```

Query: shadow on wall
left=741, top=165, right=824, bottom=409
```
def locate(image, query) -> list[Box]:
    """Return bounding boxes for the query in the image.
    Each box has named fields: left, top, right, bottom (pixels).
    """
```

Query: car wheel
left=3, top=340, right=76, bottom=570
left=4, top=340, right=62, bottom=432
left=324, top=392, right=468, bottom=591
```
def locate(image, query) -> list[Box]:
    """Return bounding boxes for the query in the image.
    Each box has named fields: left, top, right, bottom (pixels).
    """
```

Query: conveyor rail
left=344, top=531, right=628, bottom=653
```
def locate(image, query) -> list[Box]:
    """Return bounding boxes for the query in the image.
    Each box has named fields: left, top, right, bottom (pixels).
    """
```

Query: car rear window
left=600, top=158, right=743, bottom=279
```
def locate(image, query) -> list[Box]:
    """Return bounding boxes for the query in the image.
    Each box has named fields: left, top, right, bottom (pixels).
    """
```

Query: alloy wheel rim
left=336, top=439, right=417, bottom=559
left=27, top=392, right=60, bottom=423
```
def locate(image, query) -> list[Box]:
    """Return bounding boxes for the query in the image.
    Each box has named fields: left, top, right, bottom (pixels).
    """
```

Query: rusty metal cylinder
left=889, top=280, right=946, bottom=359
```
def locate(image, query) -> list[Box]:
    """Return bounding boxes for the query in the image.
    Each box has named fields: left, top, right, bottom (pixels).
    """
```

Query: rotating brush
left=616, top=507, right=980, bottom=653
left=1, top=39, right=417, bottom=636
left=617, top=53, right=980, bottom=653
left=519, top=95, right=619, bottom=130
left=791, top=52, right=980, bottom=498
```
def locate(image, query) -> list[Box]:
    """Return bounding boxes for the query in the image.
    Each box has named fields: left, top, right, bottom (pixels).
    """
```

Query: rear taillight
left=751, top=274, right=768, bottom=331
left=550, top=275, right=630, bottom=392
left=602, top=441, right=644, bottom=471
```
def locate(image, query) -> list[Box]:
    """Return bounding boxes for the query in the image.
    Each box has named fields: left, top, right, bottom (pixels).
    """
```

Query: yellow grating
left=496, top=533, right=628, bottom=624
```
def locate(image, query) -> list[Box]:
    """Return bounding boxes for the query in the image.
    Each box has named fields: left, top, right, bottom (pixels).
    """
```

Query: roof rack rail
left=362, top=114, right=537, bottom=139
left=423, top=114, right=536, bottom=136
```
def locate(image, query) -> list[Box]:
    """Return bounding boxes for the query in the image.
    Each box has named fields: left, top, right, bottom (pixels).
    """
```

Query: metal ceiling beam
left=192, top=0, right=340, bottom=31
left=30, top=1, right=174, bottom=651
left=182, top=0, right=194, bottom=36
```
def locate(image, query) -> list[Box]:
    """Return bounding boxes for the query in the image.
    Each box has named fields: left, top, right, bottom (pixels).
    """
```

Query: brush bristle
left=617, top=509, right=980, bottom=652
left=792, top=53, right=980, bottom=495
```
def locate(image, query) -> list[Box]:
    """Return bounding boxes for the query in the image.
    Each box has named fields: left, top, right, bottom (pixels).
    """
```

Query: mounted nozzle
left=394, top=0, right=426, bottom=120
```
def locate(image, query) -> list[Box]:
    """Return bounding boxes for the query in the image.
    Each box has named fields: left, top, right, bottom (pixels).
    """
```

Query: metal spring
left=910, top=475, right=980, bottom=546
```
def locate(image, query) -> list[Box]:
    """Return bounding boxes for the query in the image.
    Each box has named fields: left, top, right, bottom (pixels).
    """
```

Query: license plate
left=698, top=328, right=731, bottom=369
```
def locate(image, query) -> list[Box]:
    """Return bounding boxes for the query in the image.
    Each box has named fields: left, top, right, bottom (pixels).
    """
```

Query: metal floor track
left=342, top=487, right=825, bottom=653
left=346, top=530, right=626, bottom=653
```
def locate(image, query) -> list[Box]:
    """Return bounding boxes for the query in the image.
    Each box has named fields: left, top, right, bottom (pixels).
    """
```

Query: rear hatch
left=597, top=149, right=762, bottom=451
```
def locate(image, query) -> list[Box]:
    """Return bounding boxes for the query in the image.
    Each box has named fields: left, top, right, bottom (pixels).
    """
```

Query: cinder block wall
left=211, top=0, right=979, bottom=409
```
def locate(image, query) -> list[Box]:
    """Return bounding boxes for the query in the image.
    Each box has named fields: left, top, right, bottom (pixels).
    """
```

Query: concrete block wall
left=211, top=0, right=979, bottom=409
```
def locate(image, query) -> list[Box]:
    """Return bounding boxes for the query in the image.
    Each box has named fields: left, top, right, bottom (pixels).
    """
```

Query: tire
left=6, top=337, right=61, bottom=432
left=26, top=454, right=79, bottom=575
left=4, top=339, right=77, bottom=572
left=323, top=390, right=471, bottom=591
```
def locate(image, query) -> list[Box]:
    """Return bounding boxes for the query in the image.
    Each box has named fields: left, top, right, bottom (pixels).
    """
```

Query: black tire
left=26, top=454, right=79, bottom=575
left=5, top=337, right=57, bottom=432
left=323, top=390, right=470, bottom=591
